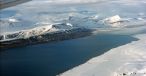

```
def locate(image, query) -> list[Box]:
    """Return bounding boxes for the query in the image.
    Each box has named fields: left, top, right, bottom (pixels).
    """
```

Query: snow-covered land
left=1, top=0, right=146, bottom=34
left=0, top=0, right=146, bottom=75
left=60, top=34, right=146, bottom=76
left=0, top=22, right=74, bottom=42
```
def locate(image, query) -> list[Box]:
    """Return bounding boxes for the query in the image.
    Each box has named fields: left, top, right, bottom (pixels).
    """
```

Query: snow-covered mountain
left=0, top=21, right=75, bottom=42
left=1, top=0, right=145, bottom=32
left=0, top=0, right=146, bottom=75
left=1, top=14, right=145, bottom=36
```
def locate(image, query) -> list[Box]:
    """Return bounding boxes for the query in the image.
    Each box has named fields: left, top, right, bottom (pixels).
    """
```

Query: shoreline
left=59, top=34, right=146, bottom=76
left=0, top=28, right=93, bottom=49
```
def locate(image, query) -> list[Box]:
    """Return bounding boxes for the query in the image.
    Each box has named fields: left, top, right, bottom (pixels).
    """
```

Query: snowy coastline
left=0, top=0, right=146, bottom=76
left=60, top=34, right=146, bottom=76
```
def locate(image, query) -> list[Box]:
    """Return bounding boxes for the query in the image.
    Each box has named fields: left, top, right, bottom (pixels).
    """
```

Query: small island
left=0, top=23, right=93, bottom=49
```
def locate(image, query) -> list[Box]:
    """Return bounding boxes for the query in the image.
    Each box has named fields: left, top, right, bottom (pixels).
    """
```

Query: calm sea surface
left=0, top=33, right=137, bottom=76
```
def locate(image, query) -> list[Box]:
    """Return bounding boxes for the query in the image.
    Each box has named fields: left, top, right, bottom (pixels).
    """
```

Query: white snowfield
left=60, top=34, right=146, bottom=76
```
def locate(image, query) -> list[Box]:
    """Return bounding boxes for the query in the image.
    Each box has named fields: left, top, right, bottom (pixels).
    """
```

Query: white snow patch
left=8, top=18, right=19, bottom=22
left=104, top=15, right=121, bottom=24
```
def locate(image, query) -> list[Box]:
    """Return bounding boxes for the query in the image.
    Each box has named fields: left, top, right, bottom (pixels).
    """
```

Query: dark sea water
left=0, top=33, right=138, bottom=76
